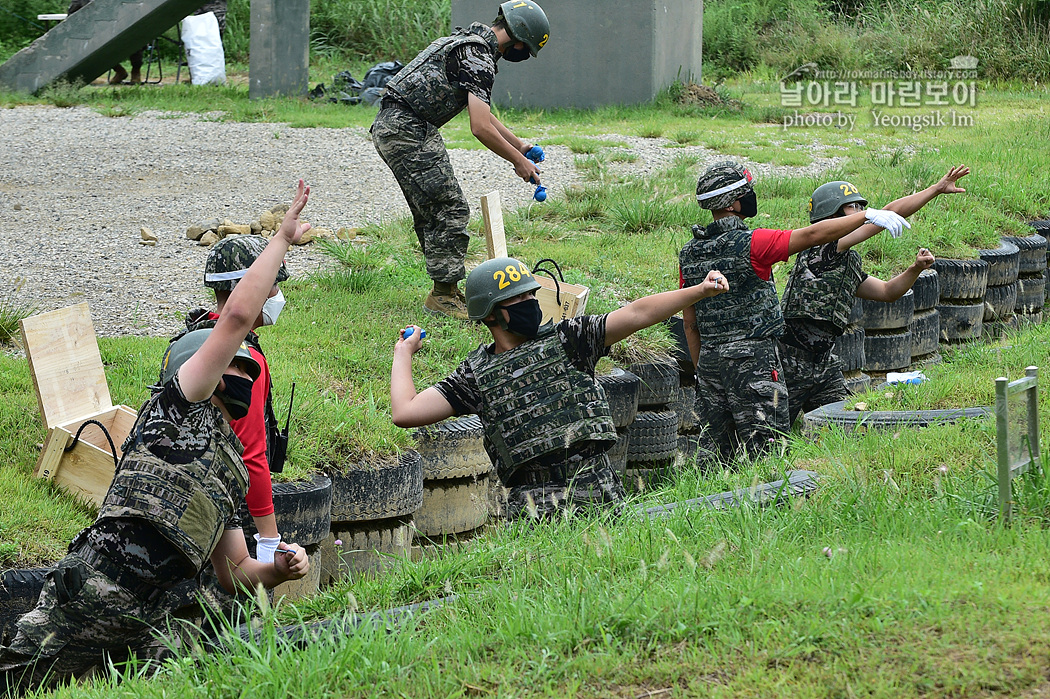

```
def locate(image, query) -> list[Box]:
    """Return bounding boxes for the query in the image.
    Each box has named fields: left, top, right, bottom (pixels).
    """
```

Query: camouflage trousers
left=778, top=340, right=847, bottom=426
left=505, top=453, right=626, bottom=520
left=0, top=546, right=191, bottom=694
left=371, top=104, right=470, bottom=284
left=695, top=337, right=789, bottom=463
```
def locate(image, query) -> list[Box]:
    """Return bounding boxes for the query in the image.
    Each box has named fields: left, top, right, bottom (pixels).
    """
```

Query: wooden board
left=20, top=303, right=112, bottom=429
left=535, top=275, right=590, bottom=324
left=480, top=190, right=507, bottom=259
left=35, top=405, right=138, bottom=505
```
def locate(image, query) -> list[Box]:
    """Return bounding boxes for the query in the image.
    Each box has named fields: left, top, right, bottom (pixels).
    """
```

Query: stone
left=312, top=227, right=334, bottom=240
left=140, top=226, right=157, bottom=242
left=250, top=220, right=262, bottom=233
left=218, top=224, right=252, bottom=237
left=199, top=231, right=220, bottom=246
left=203, top=218, right=221, bottom=232
left=186, top=224, right=205, bottom=241
left=259, top=211, right=278, bottom=231
left=13, top=203, right=22, bottom=211
left=139, top=240, right=156, bottom=246
left=294, top=228, right=316, bottom=245
left=270, top=204, right=289, bottom=217
left=223, top=218, right=235, bottom=228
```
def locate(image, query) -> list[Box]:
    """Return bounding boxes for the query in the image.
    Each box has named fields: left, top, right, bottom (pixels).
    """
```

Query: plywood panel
left=480, top=191, right=507, bottom=260
left=19, top=303, right=112, bottom=429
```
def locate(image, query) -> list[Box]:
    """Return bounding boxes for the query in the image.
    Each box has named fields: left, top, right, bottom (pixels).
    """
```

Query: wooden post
left=996, top=375, right=1011, bottom=521
left=480, top=190, right=507, bottom=260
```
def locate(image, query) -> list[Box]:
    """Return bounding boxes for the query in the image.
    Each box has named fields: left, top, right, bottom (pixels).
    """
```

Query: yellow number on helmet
left=539, top=34, right=549, bottom=48
left=808, top=199, right=813, bottom=211
left=507, top=265, right=521, bottom=282
left=518, top=262, right=531, bottom=277
left=494, top=270, right=509, bottom=289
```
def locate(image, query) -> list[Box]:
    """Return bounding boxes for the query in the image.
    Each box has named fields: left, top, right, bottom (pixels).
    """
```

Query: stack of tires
left=321, top=453, right=422, bottom=584
left=979, top=240, right=1020, bottom=340
left=1030, top=222, right=1050, bottom=307
left=933, top=258, right=988, bottom=343
left=1003, top=233, right=1047, bottom=325
left=624, top=360, right=680, bottom=491
left=664, top=317, right=706, bottom=466
left=596, top=368, right=640, bottom=481
left=835, top=301, right=868, bottom=394
left=270, top=473, right=333, bottom=602
left=411, top=416, right=493, bottom=551
left=909, top=269, right=941, bottom=366
left=858, top=289, right=914, bottom=378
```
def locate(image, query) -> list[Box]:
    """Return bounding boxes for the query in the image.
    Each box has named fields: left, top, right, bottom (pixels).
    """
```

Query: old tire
left=984, top=282, right=1018, bottom=322
left=1018, top=310, right=1044, bottom=326
left=834, top=324, right=866, bottom=372
left=863, top=329, right=912, bottom=372
left=911, top=269, right=940, bottom=311
left=857, top=289, right=914, bottom=330
left=271, top=543, right=322, bottom=603
left=607, top=428, right=629, bottom=478
left=413, top=415, right=492, bottom=480
left=937, top=301, right=984, bottom=342
left=1002, top=234, right=1048, bottom=275
left=842, top=370, right=870, bottom=395
left=272, top=473, right=333, bottom=547
left=414, top=476, right=490, bottom=537
left=0, top=568, right=47, bottom=643
left=932, top=258, right=988, bottom=302
left=803, top=400, right=991, bottom=433
left=628, top=361, right=679, bottom=408
left=1045, top=268, right=1050, bottom=303
left=983, top=316, right=1019, bottom=341
left=597, top=368, right=641, bottom=428
left=671, top=386, right=700, bottom=433
left=909, top=309, right=940, bottom=358
left=323, top=517, right=413, bottom=579
left=626, top=409, right=678, bottom=462
left=978, top=240, right=1020, bottom=286
left=624, top=465, right=674, bottom=492
left=1015, top=273, right=1045, bottom=313
left=328, top=451, right=424, bottom=523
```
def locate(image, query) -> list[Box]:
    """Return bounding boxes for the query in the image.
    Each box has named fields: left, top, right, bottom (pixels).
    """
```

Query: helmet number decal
left=493, top=262, right=532, bottom=290
left=839, top=183, right=859, bottom=196
left=539, top=33, right=548, bottom=48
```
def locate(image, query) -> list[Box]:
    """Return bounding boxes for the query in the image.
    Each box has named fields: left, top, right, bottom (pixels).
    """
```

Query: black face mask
left=501, top=45, right=531, bottom=62
left=499, top=298, right=543, bottom=338
left=215, top=374, right=253, bottom=420
left=738, top=191, right=758, bottom=219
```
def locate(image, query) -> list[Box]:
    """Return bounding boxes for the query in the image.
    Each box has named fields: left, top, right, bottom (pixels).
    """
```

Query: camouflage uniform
left=779, top=242, right=868, bottom=424
left=192, top=0, right=228, bottom=34
left=435, top=314, right=625, bottom=519
left=371, top=24, right=499, bottom=284
left=0, top=374, right=247, bottom=692
left=680, top=216, right=789, bottom=461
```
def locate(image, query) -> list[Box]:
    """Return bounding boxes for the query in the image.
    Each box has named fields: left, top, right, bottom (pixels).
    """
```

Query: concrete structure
left=450, top=0, right=702, bottom=109
left=249, top=0, right=309, bottom=99
left=0, top=0, right=203, bottom=94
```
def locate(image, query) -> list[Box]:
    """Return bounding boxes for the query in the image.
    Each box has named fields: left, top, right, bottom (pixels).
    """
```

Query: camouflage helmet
left=465, top=257, right=541, bottom=320
left=695, top=160, right=755, bottom=211
left=158, top=329, right=261, bottom=387
left=808, top=181, right=868, bottom=223
left=204, top=235, right=289, bottom=291
left=496, top=0, right=550, bottom=57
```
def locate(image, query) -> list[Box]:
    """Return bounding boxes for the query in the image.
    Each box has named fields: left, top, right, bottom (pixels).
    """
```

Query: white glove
left=254, top=534, right=282, bottom=564
left=865, top=208, right=911, bottom=238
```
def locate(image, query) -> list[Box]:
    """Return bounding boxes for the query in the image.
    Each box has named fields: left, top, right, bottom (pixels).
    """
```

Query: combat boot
left=424, top=287, right=469, bottom=320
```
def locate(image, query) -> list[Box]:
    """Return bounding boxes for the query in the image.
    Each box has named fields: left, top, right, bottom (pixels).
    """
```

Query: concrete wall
left=450, top=0, right=702, bottom=109
left=249, top=0, right=310, bottom=99
left=0, top=0, right=204, bottom=94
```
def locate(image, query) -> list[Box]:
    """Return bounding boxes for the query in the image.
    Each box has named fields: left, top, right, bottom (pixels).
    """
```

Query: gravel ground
left=0, top=105, right=843, bottom=338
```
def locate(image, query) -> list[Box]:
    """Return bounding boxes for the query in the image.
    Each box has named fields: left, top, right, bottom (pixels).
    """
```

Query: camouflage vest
left=385, top=24, right=496, bottom=127
left=466, top=325, right=617, bottom=483
left=182, top=311, right=282, bottom=473
left=679, top=216, right=784, bottom=342
left=781, top=245, right=865, bottom=333
left=98, top=397, right=248, bottom=572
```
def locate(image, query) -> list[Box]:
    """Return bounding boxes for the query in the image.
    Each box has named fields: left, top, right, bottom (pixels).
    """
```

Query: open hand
left=277, top=179, right=312, bottom=244
left=935, top=165, right=969, bottom=194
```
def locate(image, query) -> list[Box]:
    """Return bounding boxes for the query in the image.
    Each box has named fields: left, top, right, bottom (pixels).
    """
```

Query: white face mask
left=262, top=288, right=286, bottom=326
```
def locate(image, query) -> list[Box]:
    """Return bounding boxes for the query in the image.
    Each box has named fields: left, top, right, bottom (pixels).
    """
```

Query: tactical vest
left=182, top=313, right=283, bottom=473
left=99, top=396, right=248, bottom=572
left=679, top=217, right=784, bottom=342
left=781, top=245, right=865, bottom=333
left=466, top=325, right=617, bottom=483
left=385, top=25, right=496, bottom=127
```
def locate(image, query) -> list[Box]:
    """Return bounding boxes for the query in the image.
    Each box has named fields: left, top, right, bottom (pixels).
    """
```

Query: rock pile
left=183, top=204, right=359, bottom=247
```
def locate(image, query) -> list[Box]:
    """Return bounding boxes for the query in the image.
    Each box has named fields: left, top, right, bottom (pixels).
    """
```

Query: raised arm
left=178, top=182, right=310, bottom=402
left=787, top=208, right=908, bottom=256
left=605, top=270, right=728, bottom=347
left=837, top=166, right=969, bottom=252
left=390, top=325, right=457, bottom=428
left=856, top=248, right=935, bottom=302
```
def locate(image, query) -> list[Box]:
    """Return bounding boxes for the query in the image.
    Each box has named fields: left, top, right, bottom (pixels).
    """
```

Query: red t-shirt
left=205, top=312, right=275, bottom=518
left=679, top=228, right=792, bottom=286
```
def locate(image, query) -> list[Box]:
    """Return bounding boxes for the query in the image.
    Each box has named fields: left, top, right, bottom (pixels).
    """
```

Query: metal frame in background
left=996, top=365, right=1041, bottom=521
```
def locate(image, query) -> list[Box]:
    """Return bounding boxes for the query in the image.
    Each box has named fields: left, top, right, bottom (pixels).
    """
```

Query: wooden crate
left=20, top=303, right=136, bottom=506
